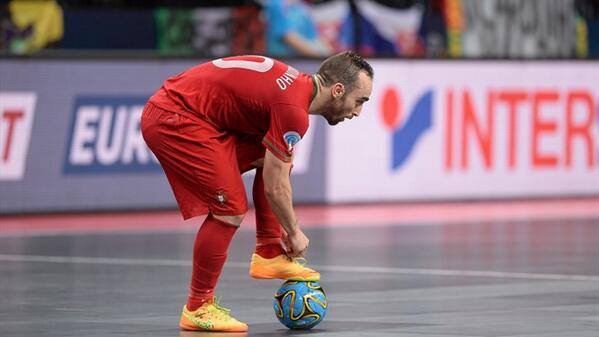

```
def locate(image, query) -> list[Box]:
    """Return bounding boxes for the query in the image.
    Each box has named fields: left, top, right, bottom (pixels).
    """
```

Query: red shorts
left=141, top=102, right=265, bottom=219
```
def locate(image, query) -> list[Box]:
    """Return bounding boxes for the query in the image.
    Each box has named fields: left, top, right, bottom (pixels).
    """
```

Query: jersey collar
left=310, top=74, right=319, bottom=103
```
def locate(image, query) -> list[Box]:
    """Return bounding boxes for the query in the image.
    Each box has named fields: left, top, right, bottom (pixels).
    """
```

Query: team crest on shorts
left=215, top=190, right=227, bottom=205
left=283, top=131, right=301, bottom=152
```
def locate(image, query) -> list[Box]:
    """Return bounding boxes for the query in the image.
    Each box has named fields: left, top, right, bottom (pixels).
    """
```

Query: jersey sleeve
left=262, top=103, right=309, bottom=163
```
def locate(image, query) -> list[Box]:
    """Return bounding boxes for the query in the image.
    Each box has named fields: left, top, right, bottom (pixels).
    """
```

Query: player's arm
left=262, top=149, right=295, bottom=229
left=268, top=0, right=330, bottom=58
left=262, top=149, right=309, bottom=257
left=283, top=32, right=332, bottom=57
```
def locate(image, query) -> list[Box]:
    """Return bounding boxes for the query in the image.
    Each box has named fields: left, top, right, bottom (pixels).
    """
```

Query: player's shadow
left=246, top=321, right=434, bottom=336
left=179, top=332, right=248, bottom=337
left=178, top=321, right=433, bottom=336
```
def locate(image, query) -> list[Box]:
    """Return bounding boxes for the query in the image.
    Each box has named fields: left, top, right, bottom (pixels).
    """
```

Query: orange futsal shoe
left=249, top=253, right=321, bottom=281
left=179, top=299, right=248, bottom=332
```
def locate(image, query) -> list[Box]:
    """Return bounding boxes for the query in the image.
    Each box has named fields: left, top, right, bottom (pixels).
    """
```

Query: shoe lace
left=292, top=256, right=308, bottom=266
left=212, top=297, right=232, bottom=316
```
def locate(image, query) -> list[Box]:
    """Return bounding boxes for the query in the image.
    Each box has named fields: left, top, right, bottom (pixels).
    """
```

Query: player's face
left=323, top=72, right=372, bottom=126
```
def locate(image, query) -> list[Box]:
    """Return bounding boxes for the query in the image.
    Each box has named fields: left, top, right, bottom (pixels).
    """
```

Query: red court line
left=1, top=198, right=598, bottom=235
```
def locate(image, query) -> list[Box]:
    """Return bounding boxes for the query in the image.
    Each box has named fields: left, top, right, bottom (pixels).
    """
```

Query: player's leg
left=253, top=167, right=286, bottom=257
left=141, top=104, right=247, bottom=331
left=234, top=136, right=285, bottom=256
left=186, top=213, right=243, bottom=310
left=180, top=213, right=248, bottom=332
left=248, top=167, right=320, bottom=281
left=233, top=138, right=320, bottom=282
left=179, top=134, right=249, bottom=332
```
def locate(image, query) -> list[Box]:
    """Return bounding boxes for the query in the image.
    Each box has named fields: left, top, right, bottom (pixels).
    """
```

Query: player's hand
left=283, top=228, right=309, bottom=257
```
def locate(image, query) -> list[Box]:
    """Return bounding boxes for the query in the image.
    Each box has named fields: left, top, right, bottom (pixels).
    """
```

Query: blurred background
left=2, top=3, right=598, bottom=336
left=2, top=0, right=599, bottom=58
left=1, top=0, right=598, bottom=214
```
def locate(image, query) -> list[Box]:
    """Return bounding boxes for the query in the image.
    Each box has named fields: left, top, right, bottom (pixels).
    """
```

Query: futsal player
left=141, top=51, right=373, bottom=332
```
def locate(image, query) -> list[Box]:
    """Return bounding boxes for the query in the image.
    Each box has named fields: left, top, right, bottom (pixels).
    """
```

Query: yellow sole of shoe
left=179, top=323, right=248, bottom=332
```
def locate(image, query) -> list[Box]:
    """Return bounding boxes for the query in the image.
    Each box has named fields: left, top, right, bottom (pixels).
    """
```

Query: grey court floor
left=1, top=217, right=598, bottom=337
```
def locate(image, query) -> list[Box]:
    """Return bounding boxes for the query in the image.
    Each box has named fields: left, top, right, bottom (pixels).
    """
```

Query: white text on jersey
left=276, top=66, right=300, bottom=90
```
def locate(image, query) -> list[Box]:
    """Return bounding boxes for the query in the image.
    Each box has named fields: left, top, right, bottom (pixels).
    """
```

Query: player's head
left=316, top=51, right=374, bottom=125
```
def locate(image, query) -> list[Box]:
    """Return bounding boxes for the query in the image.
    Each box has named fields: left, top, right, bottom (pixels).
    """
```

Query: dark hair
left=316, top=51, right=374, bottom=93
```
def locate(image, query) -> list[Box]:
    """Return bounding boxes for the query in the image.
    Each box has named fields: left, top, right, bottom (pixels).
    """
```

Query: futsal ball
left=273, top=280, right=328, bottom=329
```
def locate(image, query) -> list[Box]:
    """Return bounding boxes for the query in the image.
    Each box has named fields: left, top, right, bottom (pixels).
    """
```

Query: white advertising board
left=0, top=92, right=37, bottom=181
left=327, top=61, right=599, bottom=202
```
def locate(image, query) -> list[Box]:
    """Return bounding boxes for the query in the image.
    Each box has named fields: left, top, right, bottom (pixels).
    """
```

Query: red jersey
left=149, top=55, right=315, bottom=162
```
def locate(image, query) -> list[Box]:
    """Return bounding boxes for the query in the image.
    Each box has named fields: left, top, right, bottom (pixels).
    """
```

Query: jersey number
left=212, top=56, right=274, bottom=73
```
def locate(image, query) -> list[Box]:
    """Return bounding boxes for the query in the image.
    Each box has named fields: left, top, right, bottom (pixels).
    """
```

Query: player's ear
left=332, top=83, right=344, bottom=99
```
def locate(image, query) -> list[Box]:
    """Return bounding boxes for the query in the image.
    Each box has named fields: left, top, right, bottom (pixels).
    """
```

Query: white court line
left=1, top=254, right=598, bottom=282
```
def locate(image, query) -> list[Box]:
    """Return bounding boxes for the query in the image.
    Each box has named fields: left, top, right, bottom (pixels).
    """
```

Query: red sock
left=187, top=214, right=238, bottom=311
left=253, top=168, right=286, bottom=259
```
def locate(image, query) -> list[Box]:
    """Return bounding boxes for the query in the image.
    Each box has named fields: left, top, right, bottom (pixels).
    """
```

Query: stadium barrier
left=1, top=58, right=597, bottom=213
